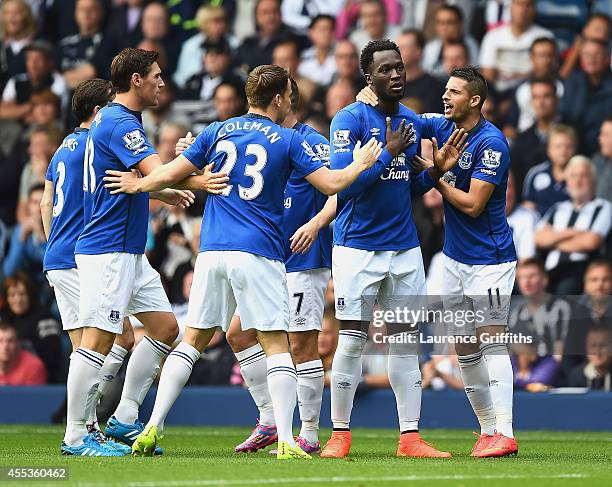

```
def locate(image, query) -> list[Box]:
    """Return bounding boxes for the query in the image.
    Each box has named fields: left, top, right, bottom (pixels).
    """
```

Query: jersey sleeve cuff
left=378, top=148, right=394, bottom=166
left=421, top=169, right=436, bottom=187
left=471, top=172, right=499, bottom=186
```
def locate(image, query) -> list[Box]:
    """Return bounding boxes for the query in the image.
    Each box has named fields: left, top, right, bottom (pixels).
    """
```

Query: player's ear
left=273, top=93, right=282, bottom=107
left=132, top=73, right=141, bottom=88
left=470, top=95, right=481, bottom=108
left=365, top=73, right=372, bottom=85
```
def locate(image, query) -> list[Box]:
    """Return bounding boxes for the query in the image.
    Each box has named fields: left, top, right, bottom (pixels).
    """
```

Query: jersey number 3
left=216, top=140, right=267, bottom=200
left=52, top=162, right=66, bottom=216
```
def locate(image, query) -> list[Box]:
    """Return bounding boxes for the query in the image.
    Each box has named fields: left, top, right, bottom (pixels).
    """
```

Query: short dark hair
left=274, top=39, right=300, bottom=58
left=449, top=65, right=487, bottom=108
left=289, top=77, right=300, bottom=112
left=29, top=183, right=45, bottom=196
left=530, top=36, right=557, bottom=54
left=360, top=38, right=401, bottom=75
left=0, top=318, right=16, bottom=334
left=111, top=48, right=159, bottom=93
left=585, top=258, right=612, bottom=276
left=245, top=64, right=289, bottom=108
left=72, top=78, right=113, bottom=124
left=443, top=39, right=469, bottom=57
left=213, top=79, right=245, bottom=102
left=438, top=3, right=463, bottom=22
left=530, top=76, right=557, bottom=93
left=310, top=14, right=335, bottom=30
left=400, top=28, right=425, bottom=50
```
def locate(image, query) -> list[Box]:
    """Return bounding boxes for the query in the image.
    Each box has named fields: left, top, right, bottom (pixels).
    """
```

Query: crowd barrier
left=1, top=386, right=610, bottom=431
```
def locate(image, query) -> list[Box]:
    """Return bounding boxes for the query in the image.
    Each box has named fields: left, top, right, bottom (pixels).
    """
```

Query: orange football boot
left=320, top=431, right=351, bottom=458
left=396, top=432, right=452, bottom=458
left=475, top=433, right=519, bottom=458
left=470, top=432, right=495, bottom=457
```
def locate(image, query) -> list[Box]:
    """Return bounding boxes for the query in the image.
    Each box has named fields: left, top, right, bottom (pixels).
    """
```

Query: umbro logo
left=370, top=128, right=381, bottom=136
left=465, top=387, right=475, bottom=394
left=337, top=381, right=351, bottom=389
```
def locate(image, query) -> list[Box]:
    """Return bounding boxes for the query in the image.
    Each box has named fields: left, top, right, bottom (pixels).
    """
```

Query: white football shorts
left=287, top=267, right=330, bottom=332
left=46, top=268, right=80, bottom=331
left=441, top=255, right=517, bottom=335
left=332, top=245, right=427, bottom=323
left=187, top=250, right=290, bottom=332
left=76, top=253, right=172, bottom=334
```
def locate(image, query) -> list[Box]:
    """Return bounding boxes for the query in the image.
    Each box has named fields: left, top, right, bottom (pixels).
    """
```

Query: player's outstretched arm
left=40, top=180, right=54, bottom=241
left=305, top=138, right=383, bottom=195
left=290, top=195, right=337, bottom=254
left=104, top=155, right=228, bottom=195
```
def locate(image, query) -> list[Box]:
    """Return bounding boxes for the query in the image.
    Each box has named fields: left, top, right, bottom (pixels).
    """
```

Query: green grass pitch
left=0, top=425, right=611, bottom=486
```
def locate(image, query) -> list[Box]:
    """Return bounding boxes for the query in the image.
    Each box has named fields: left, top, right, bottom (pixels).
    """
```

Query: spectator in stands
left=139, top=1, right=180, bottom=77
left=325, top=80, right=356, bottom=125
left=331, top=39, right=365, bottom=91
left=523, top=124, right=575, bottom=216
left=479, top=0, right=553, bottom=97
left=105, top=0, right=144, bottom=50
left=508, top=38, right=563, bottom=136
left=568, top=326, right=611, bottom=391
left=0, top=41, right=67, bottom=122
left=512, top=341, right=560, bottom=391
left=560, top=38, right=612, bottom=156
left=16, top=126, right=62, bottom=222
left=57, top=0, right=111, bottom=90
left=593, top=117, right=612, bottom=202
left=580, top=260, right=612, bottom=325
left=396, top=29, right=443, bottom=114
left=421, top=352, right=463, bottom=391
left=441, top=40, right=470, bottom=78
left=237, top=0, right=307, bottom=72
left=349, top=0, right=401, bottom=53
left=181, top=39, right=244, bottom=127
left=174, top=5, right=237, bottom=89
left=298, top=15, right=337, bottom=87
left=3, top=184, right=47, bottom=280
left=510, top=258, right=569, bottom=357
left=272, top=39, right=316, bottom=108
left=28, top=90, right=62, bottom=130
left=535, top=156, right=612, bottom=295
left=0, top=0, right=36, bottom=92
left=0, top=319, right=47, bottom=386
left=336, top=0, right=401, bottom=41
left=506, top=171, right=538, bottom=260
left=510, top=77, right=559, bottom=198
left=281, top=0, right=344, bottom=34
left=422, top=4, right=479, bottom=79
left=213, top=80, right=246, bottom=122
left=0, top=273, right=62, bottom=382
left=560, top=13, right=611, bottom=80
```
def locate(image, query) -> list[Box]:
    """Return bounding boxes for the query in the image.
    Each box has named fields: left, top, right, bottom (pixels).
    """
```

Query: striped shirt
left=538, top=198, right=611, bottom=271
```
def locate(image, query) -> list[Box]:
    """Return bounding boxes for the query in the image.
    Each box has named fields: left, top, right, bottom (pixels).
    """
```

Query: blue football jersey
left=182, top=114, right=324, bottom=262
left=43, top=128, right=89, bottom=271
left=419, top=114, right=517, bottom=265
left=331, top=102, right=435, bottom=251
left=75, top=103, right=157, bottom=255
left=283, top=123, right=332, bottom=272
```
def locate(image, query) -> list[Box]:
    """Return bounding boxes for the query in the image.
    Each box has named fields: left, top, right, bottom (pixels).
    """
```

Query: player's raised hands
left=352, top=137, right=383, bottom=169
left=385, top=117, right=416, bottom=157
left=431, top=127, right=468, bottom=173
left=290, top=218, right=320, bottom=254
left=356, top=86, right=378, bottom=106
left=175, top=131, right=195, bottom=156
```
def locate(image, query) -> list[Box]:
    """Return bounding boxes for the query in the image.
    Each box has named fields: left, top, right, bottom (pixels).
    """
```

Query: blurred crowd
left=0, top=0, right=610, bottom=395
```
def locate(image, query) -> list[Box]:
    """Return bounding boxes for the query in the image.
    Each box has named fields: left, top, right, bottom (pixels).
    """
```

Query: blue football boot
left=104, top=416, right=163, bottom=455
left=61, top=433, right=124, bottom=456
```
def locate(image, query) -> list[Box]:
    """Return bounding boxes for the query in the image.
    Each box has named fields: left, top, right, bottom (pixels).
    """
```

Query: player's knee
left=157, top=320, right=179, bottom=346
left=116, top=327, right=135, bottom=351
left=454, top=340, right=480, bottom=357
left=226, top=326, right=258, bottom=353
left=337, top=333, right=366, bottom=358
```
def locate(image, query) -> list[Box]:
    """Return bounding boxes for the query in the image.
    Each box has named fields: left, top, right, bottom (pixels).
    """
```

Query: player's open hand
left=385, top=117, right=416, bottom=157
left=104, top=169, right=141, bottom=194
left=356, top=86, right=378, bottom=106
left=353, top=137, right=383, bottom=169
left=431, top=127, right=468, bottom=173
left=155, top=189, right=196, bottom=208
left=290, top=219, right=320, bottom=254
left=175, top=131, right=195, bottom=156
left=196, top=163, right=229, bottom=194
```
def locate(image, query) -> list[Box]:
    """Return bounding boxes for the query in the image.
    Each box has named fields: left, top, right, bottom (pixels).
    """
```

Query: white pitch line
left=76, top=473, right=589, bottom=487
